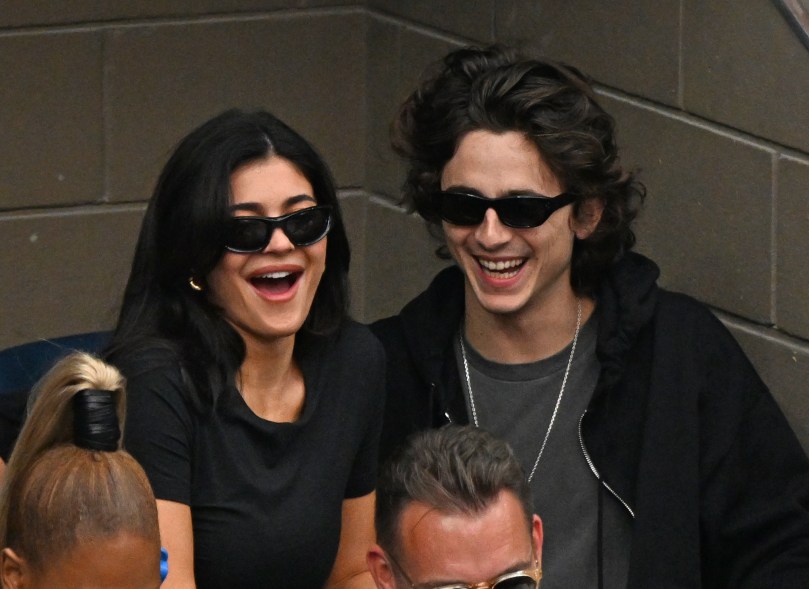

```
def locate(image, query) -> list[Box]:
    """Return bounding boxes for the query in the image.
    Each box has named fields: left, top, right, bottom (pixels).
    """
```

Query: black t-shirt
left=119, top=323, right=385, bottom=589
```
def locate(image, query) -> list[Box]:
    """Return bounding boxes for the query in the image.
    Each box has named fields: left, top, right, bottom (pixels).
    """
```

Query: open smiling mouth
left=477, top=258, right=525, bottom=279
left=250, top=271, right=302, bottom=295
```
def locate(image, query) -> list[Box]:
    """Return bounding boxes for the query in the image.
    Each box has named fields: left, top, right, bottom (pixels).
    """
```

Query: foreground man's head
left=368, top=426, right=543, bottom=589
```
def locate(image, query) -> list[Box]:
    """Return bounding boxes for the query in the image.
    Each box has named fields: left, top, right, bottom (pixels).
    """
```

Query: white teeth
left=258, top=271, right=291, bottom=279
left=478, top=258, right=524, bottom=279
left=479, top=259, right=523, bottom=271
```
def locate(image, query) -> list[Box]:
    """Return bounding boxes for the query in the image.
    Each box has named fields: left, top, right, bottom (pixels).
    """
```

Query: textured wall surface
left=2, top=1, right=807, bottom=450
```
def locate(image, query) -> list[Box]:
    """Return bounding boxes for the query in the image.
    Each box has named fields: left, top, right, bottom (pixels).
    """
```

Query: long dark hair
left=392, top=45, right=645, bottom=295
left=106, top=109, right=350, bottom=407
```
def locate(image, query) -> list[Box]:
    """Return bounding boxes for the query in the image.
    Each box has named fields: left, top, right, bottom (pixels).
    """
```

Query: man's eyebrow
left=229, top=193, right=316, bottom=213
left=442, top=184, right=485, bottom=196
left=442, top=185, right=555, bottom=198
left=503, top=188, right=557, bottom=198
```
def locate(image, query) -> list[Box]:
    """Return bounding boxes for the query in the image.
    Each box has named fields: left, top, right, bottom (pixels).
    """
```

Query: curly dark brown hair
left=392, top=45, right=645, bottom=294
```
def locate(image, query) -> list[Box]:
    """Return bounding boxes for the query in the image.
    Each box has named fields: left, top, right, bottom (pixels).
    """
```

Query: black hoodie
left=371, top=252, right=809, bottom=588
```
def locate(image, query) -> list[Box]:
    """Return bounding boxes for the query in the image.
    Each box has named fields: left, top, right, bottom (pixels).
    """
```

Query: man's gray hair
left=375, top=425, right=533, bottom=557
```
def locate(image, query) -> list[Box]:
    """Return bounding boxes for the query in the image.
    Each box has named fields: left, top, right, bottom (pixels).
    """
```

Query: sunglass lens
left=497, top=198, right=550, bottom=228
left=225, top=218, right=270, bottom=252
left=493, top=575, right=538, bottom=589
left=437, top=193, right=486, bottom=225
left=285, top=207, right=331, bottom=245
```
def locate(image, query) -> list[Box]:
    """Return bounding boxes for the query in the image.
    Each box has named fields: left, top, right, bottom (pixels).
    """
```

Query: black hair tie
left=73, top=389, right=120, bottom=452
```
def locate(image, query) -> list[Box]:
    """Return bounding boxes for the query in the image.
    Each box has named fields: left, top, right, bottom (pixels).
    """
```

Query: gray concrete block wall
left=0, top=207, right=145, bottom=345
left=105, top=13, right=367, bottom=201
left=0, top=32, right=104, bottom=209
left=778, top=156, right=809, bottom=338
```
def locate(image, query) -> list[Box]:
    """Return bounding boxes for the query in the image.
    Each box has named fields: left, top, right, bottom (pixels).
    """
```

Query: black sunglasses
left=224, top=206, right=332, bottom=253
left=432, top=191, right=576, bottom=228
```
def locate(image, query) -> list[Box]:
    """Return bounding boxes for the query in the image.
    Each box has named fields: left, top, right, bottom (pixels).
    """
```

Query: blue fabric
left=160, top=547, right=169, bottom=583
left=0, top=331, right=110, bottom=460
left=0, top=332, right=110, bottom=394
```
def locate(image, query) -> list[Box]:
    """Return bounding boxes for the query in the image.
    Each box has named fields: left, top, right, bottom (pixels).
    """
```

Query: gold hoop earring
left=188, top=277, right=204, bottom=292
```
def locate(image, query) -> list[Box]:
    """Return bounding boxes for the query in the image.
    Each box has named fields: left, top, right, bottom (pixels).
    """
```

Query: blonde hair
left=0, top=352, right=159, bottom=570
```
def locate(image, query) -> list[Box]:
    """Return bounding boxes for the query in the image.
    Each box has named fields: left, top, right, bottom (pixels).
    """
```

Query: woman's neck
left=237, top=333, right=305, bottom=422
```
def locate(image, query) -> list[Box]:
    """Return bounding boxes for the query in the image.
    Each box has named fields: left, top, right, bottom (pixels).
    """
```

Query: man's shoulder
left=653, top=289, right=739, bottom=347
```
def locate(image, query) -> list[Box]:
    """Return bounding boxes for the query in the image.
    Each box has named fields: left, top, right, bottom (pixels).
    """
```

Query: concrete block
left=365, top=16, right=403, bottom=197
left=105, top=13, right=366, bottom=203
left=0, top=32, right=103, bottom=209
left=0, top=1, right=331, bottom=26
left=602, top=95, right=774, bottom=322
left=495, top=0, right=680, bottom=107
left=0, top=206, right=145, bottom=349
left=367, top=0, right=495, bottom=42
left=684, top=0, right=809, bottom=153
left=338, top=191, right=369, bottom=320
left=363, top=198, right=451, bottom=322
left=398, top=27, right=464, bottom=101
left=776, top=156, right=809, bottom=339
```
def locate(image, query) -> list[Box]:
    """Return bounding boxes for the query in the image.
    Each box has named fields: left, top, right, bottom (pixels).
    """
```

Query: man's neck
left=463, top=289, right=594, bottom=364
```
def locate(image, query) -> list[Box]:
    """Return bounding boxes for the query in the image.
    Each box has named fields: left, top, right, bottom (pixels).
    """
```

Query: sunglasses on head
left=432, top=191, right=576, bottom=229
left=224, top=205, right=332, bottom=253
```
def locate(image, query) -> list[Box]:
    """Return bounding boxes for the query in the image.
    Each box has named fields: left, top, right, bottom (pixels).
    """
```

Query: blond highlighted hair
left=0, top=352, right=159, bottom=571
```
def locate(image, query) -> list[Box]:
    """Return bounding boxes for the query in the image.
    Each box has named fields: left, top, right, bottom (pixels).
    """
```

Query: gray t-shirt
left=455, top=312, right=631, bottom=588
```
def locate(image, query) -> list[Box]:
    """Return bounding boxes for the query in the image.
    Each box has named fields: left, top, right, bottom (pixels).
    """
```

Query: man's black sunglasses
left=432, top=191, right=576, bottom=228
left=224, top=206, right=332, bottom=253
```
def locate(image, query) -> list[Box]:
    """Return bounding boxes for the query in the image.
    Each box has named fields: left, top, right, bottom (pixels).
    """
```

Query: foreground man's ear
left=367, top=544, right=398, bottom=589
left=532, top=514, right=544, bottom=568
left=1, top=547, right=28, bottom=589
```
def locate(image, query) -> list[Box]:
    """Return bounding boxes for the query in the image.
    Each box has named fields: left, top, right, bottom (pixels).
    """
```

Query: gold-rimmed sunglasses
left=386, top=549, right=541, bottom=589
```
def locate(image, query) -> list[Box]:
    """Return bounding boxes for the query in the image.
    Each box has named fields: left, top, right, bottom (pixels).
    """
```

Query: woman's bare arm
left=325, top=491, right=377, bottom=589
left=156, top=499, right=197, bottom=589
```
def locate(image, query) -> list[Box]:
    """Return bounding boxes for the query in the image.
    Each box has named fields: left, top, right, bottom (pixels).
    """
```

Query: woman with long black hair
left=106, top=109, right=383, bottom=589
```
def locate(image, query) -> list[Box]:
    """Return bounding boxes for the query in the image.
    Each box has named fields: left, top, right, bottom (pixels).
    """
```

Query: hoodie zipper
left=430, top=382, right=455, bottom=425
left=578, top=410, right=635, bottom=518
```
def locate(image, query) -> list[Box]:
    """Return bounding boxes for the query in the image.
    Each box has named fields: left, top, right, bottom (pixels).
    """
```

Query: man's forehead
left=396, top=491, right=533, bottom=584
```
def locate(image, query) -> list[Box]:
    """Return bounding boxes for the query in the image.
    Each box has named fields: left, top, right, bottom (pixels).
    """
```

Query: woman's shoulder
left=108, top=341, right=194, bottom=406
left=302, top=321, right=384, bottom=390
left=303, top=320, right=383, bottom=361
left=112, top=342, right=182, bottom=379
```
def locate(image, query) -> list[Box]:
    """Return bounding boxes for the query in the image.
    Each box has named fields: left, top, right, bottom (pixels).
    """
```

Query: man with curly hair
left=371, top=45, right=809, bottom=588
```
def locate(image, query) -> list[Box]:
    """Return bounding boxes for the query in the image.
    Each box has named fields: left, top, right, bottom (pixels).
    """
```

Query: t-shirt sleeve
left=343, top=333, right=386, bottom=499
left=122, top=361, right=195, bottom=505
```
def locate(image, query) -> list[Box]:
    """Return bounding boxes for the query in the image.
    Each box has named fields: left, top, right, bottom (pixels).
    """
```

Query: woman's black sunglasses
left=432, top=191, right=576, bottom=228
left=224, top=206, right=332, bottom=253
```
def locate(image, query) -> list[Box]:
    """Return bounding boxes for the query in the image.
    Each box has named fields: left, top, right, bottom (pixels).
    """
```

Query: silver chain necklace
left=459, top=300, right=582, bottom=483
